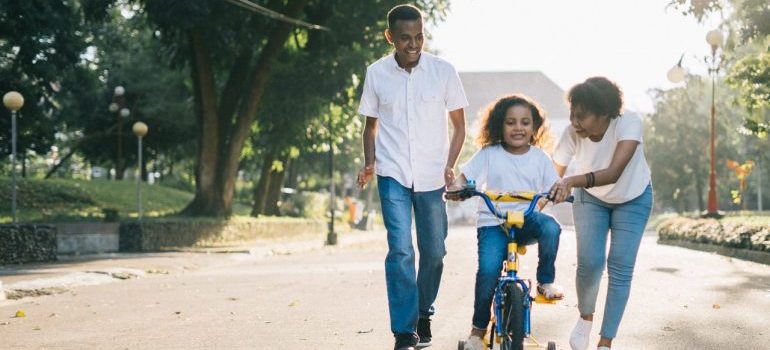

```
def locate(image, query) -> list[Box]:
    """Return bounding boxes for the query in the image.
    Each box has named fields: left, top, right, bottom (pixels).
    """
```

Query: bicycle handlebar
left=445, top=180, right=574, bottom=220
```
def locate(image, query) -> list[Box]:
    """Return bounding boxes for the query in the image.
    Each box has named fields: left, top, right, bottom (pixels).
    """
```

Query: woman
left=550, top=77, right=653, bottom=350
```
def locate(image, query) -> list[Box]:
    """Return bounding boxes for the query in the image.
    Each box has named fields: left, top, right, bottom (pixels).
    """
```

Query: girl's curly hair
left=475, top=94, right=553, bottom=152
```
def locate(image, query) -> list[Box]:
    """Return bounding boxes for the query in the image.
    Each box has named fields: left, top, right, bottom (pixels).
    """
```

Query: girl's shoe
left=569, top=318, right=592, bottom=350
left=463, top=335, right=485, bottom=350
left=597, top=347, right=610, bottom=350
left=537, top=283, right=565, bottom=300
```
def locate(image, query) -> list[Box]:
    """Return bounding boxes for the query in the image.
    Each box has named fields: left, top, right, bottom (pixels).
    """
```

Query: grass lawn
left=0, top=177, right=200, bottom=223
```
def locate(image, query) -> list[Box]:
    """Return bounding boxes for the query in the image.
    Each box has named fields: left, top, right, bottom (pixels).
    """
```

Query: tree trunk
left=264, top=155, right=289, bottom=216
left=183, top=1, right=308, bottom=217
left=695, top=170, right=705, bottom=212
left=21, top=152, right=26, bottom=178
left=251, top=150, right=276, bottom=216
left=218, top=0, right=309, bottom=216
left=181, top=29, right=224, bottom=216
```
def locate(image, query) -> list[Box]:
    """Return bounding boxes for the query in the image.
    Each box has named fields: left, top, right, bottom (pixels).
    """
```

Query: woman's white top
left=552, top=113, right=651, bottom=204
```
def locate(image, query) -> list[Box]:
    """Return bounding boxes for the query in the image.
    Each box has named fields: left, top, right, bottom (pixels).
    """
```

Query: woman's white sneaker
left=597, top=347, right=610, bottom=350
left=569, top=318, right=592, bottom=350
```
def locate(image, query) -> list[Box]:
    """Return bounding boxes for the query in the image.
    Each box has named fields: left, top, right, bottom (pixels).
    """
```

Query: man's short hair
left=387, top=4, right=423, bottom=29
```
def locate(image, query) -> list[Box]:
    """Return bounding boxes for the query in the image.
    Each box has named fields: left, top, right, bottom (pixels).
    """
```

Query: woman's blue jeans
left=471, top=212, right=562, bottom=329
left=573, top=184, right=652, bottom=339
left=377, top=176, right=448, bottom=335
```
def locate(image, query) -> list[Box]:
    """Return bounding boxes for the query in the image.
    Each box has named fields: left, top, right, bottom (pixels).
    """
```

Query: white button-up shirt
left=358, top=52, right=468, bottom=192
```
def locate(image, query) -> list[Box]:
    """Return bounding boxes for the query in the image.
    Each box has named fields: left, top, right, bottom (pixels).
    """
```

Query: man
left=356, top=4, right=468, bottom=350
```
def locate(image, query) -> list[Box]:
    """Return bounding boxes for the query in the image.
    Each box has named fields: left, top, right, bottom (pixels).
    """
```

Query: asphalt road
left=1, top=225, right=769, bottom=349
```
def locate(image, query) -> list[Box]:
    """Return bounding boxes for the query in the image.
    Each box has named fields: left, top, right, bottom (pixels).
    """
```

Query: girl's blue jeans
left=471, top=212, right=562, bottom=329
left=573, top=184, right=652, bottom=339
left=377, top=176, right=448, bottom=335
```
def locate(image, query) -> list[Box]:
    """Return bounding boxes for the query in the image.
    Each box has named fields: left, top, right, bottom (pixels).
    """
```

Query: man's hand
left=444, top=167, right=456, bottom=188
left=357, top=165, right=375, bottom=189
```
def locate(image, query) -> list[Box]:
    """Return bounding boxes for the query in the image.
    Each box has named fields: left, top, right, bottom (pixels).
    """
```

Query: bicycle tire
left=499, top=283, right=525, bottom=350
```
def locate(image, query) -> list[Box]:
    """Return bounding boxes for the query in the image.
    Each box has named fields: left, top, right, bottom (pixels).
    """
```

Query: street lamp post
left=667, top=29, right=724, bottom=218
left=3, top=91, right=24, bottom=224
left=326, top=115, right=337, bottom=245
left=133, top=121, right=148, bottom=221
left=704, top=29, right=724, bottom=218
left=110, top=86, right=130, bottom=180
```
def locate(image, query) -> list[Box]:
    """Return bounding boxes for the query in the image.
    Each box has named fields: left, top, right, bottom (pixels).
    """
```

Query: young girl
left=449, top=94, right=564, bottom=350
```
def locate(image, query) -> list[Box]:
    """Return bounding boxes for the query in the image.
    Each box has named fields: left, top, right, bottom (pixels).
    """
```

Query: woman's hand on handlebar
left=549, top=178, right=573, bottom=204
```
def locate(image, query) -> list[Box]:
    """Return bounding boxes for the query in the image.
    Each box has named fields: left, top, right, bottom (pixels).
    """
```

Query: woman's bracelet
left=584, top=172, right=596, bottom=188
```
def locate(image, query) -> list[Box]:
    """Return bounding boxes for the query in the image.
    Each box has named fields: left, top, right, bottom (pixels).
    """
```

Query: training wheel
left=458, top=339, right=466, bottom=350
left=547, top=341, right=556, bottom=350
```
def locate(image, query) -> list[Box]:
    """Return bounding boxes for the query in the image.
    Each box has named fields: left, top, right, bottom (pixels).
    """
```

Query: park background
left=0, top=0, right=768, bottom=256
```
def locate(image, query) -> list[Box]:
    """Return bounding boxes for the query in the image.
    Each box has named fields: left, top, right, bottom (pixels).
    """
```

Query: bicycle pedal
left=533, top=294, right=558, bottom=304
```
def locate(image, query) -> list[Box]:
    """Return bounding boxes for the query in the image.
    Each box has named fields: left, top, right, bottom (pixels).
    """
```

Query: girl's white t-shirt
left=552, top=113, right=651, bottom=204
left=461, top=145, right=560, bottom=228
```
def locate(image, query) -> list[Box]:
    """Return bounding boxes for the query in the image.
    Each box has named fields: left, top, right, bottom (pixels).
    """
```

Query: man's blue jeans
left=471, top=212, right=562, bottom=329
left=573, top=184, right=652, bottom=339
left=378, top=176, right=448, bottom=335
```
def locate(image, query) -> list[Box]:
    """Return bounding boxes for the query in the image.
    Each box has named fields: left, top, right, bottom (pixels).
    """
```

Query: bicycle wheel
left=499, top=283, right=525, bottom=350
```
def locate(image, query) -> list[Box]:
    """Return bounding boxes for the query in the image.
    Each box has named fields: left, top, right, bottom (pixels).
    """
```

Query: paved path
left=1, top=226, right=769, bottom=349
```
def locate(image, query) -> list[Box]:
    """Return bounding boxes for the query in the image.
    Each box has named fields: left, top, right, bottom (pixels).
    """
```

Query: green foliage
left=645, top=76, right=755, bottom=213
left=58, top=6, right=195, bottom=168
left=667, top=0, right=768, bottom=41
left=0, top=176, right=193, bottom=223
left=668, top=0, right=770, bottom=136
left=0, top=1, right=89, bottom=159
left=727, top=48, right=770, bottom=136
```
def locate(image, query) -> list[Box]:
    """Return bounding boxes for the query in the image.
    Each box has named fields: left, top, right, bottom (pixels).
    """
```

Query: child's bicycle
left=446, top=180, right=573, bottom=350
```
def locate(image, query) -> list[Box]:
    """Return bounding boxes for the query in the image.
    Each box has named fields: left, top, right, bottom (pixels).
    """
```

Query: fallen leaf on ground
left=288, top=301, right=298, bottom=307
left=14, top=310, right=25, bottom=318
left=713, top=304, right=721, bottom=309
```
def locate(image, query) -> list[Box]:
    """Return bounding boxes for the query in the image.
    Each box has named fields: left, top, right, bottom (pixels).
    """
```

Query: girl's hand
left=549, top=178, right=573, bottom=203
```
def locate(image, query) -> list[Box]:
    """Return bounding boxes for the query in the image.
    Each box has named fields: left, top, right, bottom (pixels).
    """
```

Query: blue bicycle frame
left=447, top=180, right=572, bottom=345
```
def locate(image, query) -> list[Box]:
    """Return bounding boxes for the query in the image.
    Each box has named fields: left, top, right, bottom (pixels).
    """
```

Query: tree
left=0, top=1, right=89, bottom=171
left=646, top=75, right=752, bottom=212
left=134, top=0, right=449, bottom=217
left=55, top=7, right=195, bottom=180
left=668, top=0, right=770, bottom=135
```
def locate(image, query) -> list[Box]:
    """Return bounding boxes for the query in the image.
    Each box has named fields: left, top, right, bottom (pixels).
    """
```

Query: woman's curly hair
left=567, top=76, right=624, bottom=119
left=476, top=94, right=553, bottom=152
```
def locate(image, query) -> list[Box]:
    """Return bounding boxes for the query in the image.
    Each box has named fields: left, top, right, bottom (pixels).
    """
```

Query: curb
left=658, top=239, right=770, bottom=265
